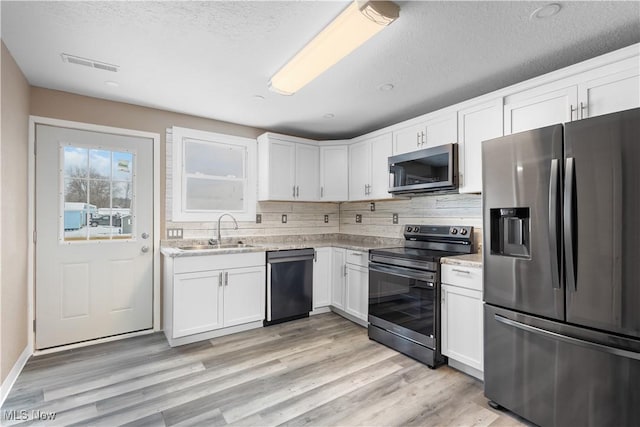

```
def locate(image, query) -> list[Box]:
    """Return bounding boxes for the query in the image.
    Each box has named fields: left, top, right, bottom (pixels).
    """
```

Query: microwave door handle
left=548, top=158, right=561, bottom=289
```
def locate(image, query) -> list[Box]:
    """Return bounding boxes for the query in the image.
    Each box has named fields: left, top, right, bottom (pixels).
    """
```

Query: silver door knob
left=141, top=245, right=149, bottom=253
left=141, top=232, right=149, bottom=239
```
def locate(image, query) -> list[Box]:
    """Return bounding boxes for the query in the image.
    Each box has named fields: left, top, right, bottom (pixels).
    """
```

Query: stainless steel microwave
left=388, top=143, right=458, bottom=194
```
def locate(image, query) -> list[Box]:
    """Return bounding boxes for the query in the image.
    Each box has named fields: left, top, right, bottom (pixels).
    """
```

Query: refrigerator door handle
left=494, top=314, right=640, bottom=361
left=548, top=158, right=561, bottom=289
left=564, top=157, right=577, bottom=292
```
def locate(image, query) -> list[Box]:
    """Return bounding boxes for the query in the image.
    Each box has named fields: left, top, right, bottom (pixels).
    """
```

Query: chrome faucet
left=212, top=213, right=238, bottom=247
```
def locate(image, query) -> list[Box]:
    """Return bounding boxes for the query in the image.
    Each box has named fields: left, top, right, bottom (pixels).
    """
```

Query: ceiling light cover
left=269, top=0, right=400, bottom=96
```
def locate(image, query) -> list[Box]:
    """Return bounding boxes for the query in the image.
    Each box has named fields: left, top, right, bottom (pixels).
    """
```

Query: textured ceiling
left=2, top=1, right=639, bottom=139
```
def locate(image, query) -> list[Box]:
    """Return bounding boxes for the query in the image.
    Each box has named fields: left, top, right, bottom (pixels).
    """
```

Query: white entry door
left=35, top=124, right=154, bottom=349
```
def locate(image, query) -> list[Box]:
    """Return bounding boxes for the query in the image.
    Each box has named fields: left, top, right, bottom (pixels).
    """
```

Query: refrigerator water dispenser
left=490, top=208, right=530, bottom=258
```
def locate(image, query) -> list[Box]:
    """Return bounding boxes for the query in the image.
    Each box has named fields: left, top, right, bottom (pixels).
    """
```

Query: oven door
left=368, top=262, right=437, bottom=348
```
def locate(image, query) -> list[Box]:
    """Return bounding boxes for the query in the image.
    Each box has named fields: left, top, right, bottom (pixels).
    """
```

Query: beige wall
left=1, top=42, right=30, bottom=383
left=30, top=87, right=266, bottom=237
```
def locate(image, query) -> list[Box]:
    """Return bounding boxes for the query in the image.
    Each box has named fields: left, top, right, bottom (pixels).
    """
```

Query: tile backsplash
left=166, top=127, right=482, bottom=245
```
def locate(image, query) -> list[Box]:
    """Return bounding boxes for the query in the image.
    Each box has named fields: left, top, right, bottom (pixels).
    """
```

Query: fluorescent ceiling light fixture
left=268, top=0, right=400, bottom=96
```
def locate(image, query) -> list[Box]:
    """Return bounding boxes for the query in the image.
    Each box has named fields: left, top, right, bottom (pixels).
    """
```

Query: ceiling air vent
left=61, top=53, right=119, bottom=72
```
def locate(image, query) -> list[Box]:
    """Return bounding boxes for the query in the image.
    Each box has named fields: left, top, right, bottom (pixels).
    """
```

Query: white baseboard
left=1, top=346, right=31, bottom=406
left=310, top=306, right=331, bottom=316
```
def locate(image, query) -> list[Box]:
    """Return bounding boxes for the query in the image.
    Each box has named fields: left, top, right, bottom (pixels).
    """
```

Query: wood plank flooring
left=2, top=313, right=528, bottom=426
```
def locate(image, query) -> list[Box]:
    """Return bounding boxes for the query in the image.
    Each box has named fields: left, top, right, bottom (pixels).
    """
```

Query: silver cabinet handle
left=224, top=271, right=229, bottom=286
left=218, top=272, right=223, bottom=287
left=421, top=131, right=426, bottom=145
left=452, top=268, right=470, bottom=274
left=570, top=104, right=577, bottom=121
left=580, top=101, right=587, bottom=119
left=416, top=133, right=421, bottom=147
left=293, top=185, right=296, bottom=198
left=141, top=245, right=149, bottom=253
left=296, top=186, right=299, bottom=197
left=320, top=186, right=324, bottom=198
left=141, top=232, right=149, bottom=239
left=344, top=265, right=347, bottom=276
left=314, top=249, right=317, bottom=262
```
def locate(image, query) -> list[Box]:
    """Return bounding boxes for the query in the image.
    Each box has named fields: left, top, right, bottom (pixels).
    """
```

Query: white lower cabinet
left=330, top=248, right=346, bottom=310
left=312, top=247, right=332, bottom=310
left=345, top=263, right=368, bottom=321
left=344, top=250, right=369, bottom=323
left=441, top=263, right=483, bottom=380
left=163, top=252, right=265, bottom=346
left=328, top=248, right=368, bottom=326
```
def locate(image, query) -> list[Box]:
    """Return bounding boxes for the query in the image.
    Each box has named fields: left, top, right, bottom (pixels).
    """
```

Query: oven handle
left=369, top=262, right=435, bottom=284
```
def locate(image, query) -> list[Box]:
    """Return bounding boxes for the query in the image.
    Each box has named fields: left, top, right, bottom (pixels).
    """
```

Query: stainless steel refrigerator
left=482, top=108, right=640, bottom=426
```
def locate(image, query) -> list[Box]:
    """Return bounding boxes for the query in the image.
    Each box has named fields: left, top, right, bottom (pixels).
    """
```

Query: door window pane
left=62, top=145, right=135, bottom=242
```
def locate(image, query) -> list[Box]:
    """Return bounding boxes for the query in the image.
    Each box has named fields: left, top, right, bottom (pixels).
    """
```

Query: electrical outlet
left=282, top=214, right=287, bottom=224
left=256, top=214, right=262, bottom=224
left=167, top=228, right=183, bottom=239
left=324, top=215, right=329, bottom=223
left=392, top=213, right=398, bottom=224
left=355, top=214, right=362, bottom=223
left=370, top=202, right=375, bottom=211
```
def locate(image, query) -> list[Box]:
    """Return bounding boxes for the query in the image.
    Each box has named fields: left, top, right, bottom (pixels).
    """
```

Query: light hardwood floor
left=2, top=313, right=528, bottom=426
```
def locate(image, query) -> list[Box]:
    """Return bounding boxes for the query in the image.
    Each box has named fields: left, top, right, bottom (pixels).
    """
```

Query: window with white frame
left=172, top=127, right=256, bottom=221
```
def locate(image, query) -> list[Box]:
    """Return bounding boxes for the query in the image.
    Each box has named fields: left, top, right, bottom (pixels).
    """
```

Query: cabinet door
left=173, top=270, right=223, bottom=338
left=504, top=86, right=578, bottom=135
left=393, top=122, right=426, bottom=155
left=345, top=264, right=368, bottom=321
left=578, top=67, right=640, bottom=119
left=267, top=139, right=296, bottom=200
left=313, top=248, right=332, bottom=308
left=331, top=248, right=346, bottom=309
left=425, top=113, right=457, bottom=148
left=320, top=145, right=348, bottom=201
left=368, top=133, right=393, bottom=200
left=457, top=99, right=503, bottom=193
left=348, top=140, right=370, bottom=201
left=295, top=144, right=320, bottom=201
left=441, top=284, right=483, bottom=370
left=223, top=266, right=265, bottom=327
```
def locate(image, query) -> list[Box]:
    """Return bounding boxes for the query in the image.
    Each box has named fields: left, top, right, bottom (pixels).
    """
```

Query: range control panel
left=403, top=224, right=473, bottom=239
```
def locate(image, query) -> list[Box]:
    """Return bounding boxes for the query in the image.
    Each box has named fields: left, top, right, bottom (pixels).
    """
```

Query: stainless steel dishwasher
left=265, top=248, right=314, bottom=326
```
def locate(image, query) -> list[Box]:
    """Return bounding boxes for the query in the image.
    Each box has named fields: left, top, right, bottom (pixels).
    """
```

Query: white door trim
left=28, top=115, right=161, bottom=353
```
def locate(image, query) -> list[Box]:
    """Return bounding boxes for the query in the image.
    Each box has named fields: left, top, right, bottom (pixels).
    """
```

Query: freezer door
left=482, top=125, right=564, bottom=320
left=564, top=108, right=640, bottom=338
left=484, top=304, right=640, bottom=427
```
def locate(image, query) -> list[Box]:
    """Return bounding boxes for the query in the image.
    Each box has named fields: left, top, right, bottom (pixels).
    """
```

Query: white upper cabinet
left=504, top=56, right=639, bottom=135
left=578, top=65, right=639, bottom=119
left=295, top=143, right=320, bottom=200
left=457, top=99, right=503, bottom=193
left=504, top=85, right=578, bottom=135
left=349, top=133, right=393, bottom=201
left=320, top=144, right=349, bottom=201
left=258, top=133, right=319, bottom=201
left=393, top=112, right=458, bottom=155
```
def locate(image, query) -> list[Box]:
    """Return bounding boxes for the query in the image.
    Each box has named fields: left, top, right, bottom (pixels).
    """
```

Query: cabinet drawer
left=441, top=264, right=482, bottom=291
left=174, top=252, right=265, bottom=274
left=345, top=250, right=368, bottom=268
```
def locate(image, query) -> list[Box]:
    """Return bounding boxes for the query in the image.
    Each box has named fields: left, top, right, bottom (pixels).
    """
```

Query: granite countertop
left=161, top=234, right=402, bottom=258
left=440, top=252, right=483, bottom=268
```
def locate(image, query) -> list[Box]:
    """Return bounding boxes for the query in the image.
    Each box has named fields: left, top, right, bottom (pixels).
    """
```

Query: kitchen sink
left=178, top=243, right=255, bottom=251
